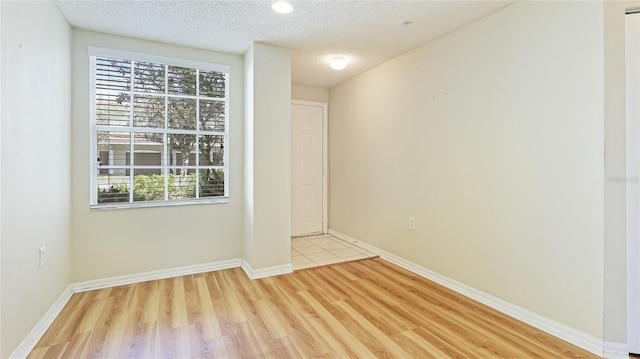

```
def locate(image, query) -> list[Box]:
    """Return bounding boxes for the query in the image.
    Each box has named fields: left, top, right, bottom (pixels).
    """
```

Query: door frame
left=292, top=99, right=329, bottom=234
left=627, top=9, right=640, bottom=354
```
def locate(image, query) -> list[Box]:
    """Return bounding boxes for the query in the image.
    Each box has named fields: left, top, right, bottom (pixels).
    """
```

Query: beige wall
left=292, top=83, right=329, bottom=103
left=71, top=30, right=245, bottom=281
left=3, top=0, right=634, bottom=355
left=244, top=43, right=291, bottom=270
left=329, top=0, right=605, bottom=340
left=1, top=2, right=72, bottom=357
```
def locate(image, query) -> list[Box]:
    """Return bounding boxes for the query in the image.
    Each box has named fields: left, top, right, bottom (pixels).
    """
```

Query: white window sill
left=90, top=197, right=229, bottom=211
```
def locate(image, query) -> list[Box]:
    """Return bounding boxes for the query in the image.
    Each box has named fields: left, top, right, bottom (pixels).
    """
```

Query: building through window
left=90, top=49, right=229, bottom=208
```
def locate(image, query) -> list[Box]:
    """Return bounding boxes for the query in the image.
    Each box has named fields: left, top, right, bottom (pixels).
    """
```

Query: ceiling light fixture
left=329, top=56, right=347, bottom=71
left=272, top=0, right=293, bottom=14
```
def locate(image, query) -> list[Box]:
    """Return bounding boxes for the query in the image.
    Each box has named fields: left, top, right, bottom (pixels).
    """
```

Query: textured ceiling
left=54, top=0, right=514, bottom=88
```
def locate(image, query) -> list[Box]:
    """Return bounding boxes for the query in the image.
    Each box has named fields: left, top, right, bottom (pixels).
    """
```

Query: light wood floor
left=29, top=258, right=598, bottom=358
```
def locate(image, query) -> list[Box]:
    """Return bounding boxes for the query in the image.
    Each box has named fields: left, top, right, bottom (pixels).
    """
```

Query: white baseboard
left=241, top=259, right=293, bottom=279
left=329, top=229, right=380, bottom=254
left=329, top=229, right=604, bottom=357
left=12, top=258, right=245, bottom=359
left=12, top=256, right=295, bottom=358
left=71, top=258, right=242, bottom=293
left=9, top=286, right=73, bottom=359
left=11, top=238, right=607, bottom=359
left=604, top=342, right=629, bottom=359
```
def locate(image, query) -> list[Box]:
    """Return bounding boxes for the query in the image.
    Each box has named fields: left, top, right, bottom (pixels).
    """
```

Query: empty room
left=1, top=0, right=638, bottom=358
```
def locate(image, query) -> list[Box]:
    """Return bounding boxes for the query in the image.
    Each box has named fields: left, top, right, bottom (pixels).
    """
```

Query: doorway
left=291, top=100, right=328, bottom=236
left=627, top=9, right=640, bottom=355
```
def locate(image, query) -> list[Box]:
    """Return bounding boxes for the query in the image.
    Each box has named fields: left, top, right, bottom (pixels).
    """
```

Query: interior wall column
left=243, top=42, right=292, bottom=274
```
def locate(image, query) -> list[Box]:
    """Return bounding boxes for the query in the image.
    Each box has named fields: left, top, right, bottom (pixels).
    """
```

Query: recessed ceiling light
left=329, top=56, right=347, bottom=71
left=272, top=0, right=293, bottom=14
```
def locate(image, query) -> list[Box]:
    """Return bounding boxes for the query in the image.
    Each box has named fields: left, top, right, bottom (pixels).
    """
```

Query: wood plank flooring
left=28, top=258, right=599, bottom=358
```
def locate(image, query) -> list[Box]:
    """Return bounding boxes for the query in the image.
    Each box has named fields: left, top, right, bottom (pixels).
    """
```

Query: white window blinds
left=90, top=52, right=229, bottom=208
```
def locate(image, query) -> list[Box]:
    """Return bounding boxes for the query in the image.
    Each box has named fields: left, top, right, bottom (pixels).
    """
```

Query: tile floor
left=291, top=233, right=378, bottom=270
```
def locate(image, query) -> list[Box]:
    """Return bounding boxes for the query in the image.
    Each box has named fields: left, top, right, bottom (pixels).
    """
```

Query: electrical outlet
left=39, top=247, right=46, bottom=268
left=409, top=217, right=416, bottom=230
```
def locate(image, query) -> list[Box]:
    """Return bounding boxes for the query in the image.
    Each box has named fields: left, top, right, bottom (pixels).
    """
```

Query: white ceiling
left=54, top=0, right=514, bottom=89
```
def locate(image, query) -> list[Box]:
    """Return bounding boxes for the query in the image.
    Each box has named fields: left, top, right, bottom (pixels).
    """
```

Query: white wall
left=1, top=2, right=72, bottom=357
left=244, top=44, right=256, bottom=267
left=71, top=30, right=245, bottom=282
left=626, top=7, right=640, bottom=352
left=329, top=0, right=605, bottom=340
left=292, top=83, right=329, bottom=103
left=0, top=3, right=3, bottom=355
left=244, top=43, right=291, bottom=270
left=604, top=1, right=639, bottom=349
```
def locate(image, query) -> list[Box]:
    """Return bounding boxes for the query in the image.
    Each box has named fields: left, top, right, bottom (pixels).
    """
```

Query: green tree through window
left=92, top=53, right=228, bottom=207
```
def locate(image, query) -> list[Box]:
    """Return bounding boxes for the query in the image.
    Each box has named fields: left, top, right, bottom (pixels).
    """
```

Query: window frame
left=89, top=47, right=230, bottom=210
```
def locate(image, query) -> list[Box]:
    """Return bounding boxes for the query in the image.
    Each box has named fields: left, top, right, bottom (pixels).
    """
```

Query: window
left=90, top=49, right=229, bottom=208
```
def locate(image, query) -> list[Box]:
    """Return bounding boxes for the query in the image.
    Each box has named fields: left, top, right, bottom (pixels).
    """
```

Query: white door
left=291, top=103, right=324, bottom=236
